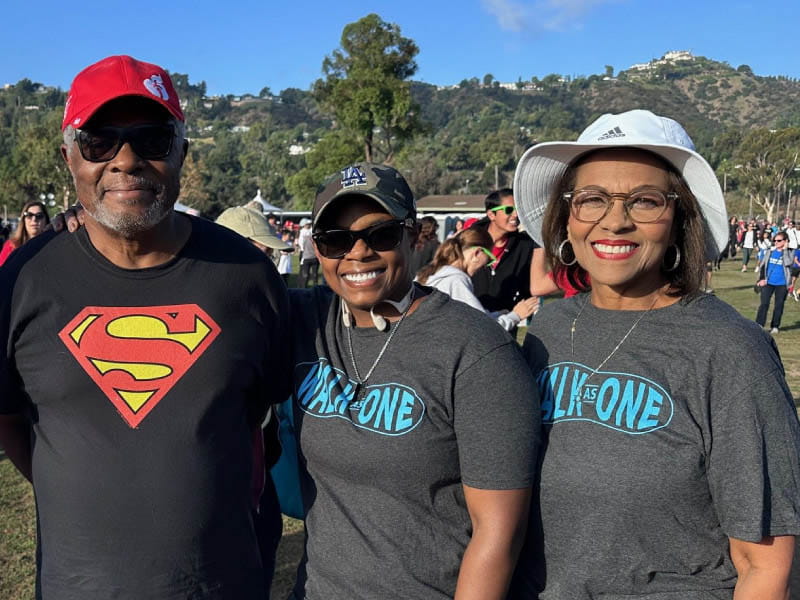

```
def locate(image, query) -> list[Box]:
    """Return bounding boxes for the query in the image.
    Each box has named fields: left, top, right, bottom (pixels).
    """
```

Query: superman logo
left=58, top=304, right=220, bottom=428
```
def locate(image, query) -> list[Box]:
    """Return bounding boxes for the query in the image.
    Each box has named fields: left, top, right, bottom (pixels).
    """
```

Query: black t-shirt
left=0, top=216, right=290, bottom=599
left=470, top=224, right=537, bottom=312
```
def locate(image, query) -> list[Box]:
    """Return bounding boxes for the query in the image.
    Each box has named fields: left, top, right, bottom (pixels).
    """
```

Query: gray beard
left=88, top=194, right=174, bottom=239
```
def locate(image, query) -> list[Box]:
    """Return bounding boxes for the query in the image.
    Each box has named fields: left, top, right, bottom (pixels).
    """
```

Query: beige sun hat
left=215, top=206, right=290, bottom=250
left=513, top=109, right=728, bottom=259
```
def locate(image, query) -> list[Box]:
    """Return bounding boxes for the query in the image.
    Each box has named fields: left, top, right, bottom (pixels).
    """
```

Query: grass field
left=1, top=257, right=800, bottom=599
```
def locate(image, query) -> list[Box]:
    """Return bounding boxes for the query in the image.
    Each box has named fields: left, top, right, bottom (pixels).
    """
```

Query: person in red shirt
left=0, top=201, right=50, bottom=266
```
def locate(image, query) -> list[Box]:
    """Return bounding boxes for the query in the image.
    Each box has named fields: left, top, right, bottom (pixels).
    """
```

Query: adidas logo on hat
left=598, top=126, right=625, bottom=140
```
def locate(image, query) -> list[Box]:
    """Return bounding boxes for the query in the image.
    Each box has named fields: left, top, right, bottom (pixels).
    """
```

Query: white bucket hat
left=514, top=109, right=728, bottom=259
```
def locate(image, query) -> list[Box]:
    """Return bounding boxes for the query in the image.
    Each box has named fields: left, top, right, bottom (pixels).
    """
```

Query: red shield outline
left=58, top=304, right=220, bottom=428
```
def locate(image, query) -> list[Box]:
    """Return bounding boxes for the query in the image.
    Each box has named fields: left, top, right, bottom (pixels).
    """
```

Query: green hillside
left=1, top=51, right=798, bottom=216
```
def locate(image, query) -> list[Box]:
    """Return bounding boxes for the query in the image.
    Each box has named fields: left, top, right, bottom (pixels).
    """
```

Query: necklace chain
left=570, top=293, right=659, bottom=395
left=345, top=288, right=415, bottom=392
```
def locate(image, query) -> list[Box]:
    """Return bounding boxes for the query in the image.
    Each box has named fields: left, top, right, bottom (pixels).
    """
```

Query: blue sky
left=2, top=0, right=797, bottom=95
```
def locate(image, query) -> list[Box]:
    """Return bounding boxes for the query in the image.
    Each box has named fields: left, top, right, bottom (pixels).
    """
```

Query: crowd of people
left=0, top=54, right=798, bottom=600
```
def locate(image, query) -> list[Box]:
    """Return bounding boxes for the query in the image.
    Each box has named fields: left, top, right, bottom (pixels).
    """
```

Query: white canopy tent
left=249, top=189, right=283, bottom=214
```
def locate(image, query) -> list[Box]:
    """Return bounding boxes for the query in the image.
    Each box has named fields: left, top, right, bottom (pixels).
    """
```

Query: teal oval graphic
left=294, top=359, right=425, bottom=436
left=537, top=361, right=673, bottom=435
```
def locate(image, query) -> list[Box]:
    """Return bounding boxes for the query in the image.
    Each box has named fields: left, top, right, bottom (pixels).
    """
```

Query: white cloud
left=482, top=0, right=622, bottom=32
left=481, top=0, right=530, bottom=32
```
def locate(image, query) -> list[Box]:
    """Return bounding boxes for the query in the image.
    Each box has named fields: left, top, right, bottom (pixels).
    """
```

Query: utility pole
left=494, top=165, right=499, bottom=190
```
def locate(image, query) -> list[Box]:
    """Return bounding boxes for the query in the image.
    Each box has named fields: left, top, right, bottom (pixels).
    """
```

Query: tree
left=733, top=128, right=800, bottom=222
left=313, top=13, right=423, bottom=163
left=483, top=73, right=495, bottom=87
left=179, top=151, right=209, bottom=212
left=6, top=110, right=73, bottom=210
left=604, top=65, right=614, bottom=78
left=286, top=131, right=362, bottom=209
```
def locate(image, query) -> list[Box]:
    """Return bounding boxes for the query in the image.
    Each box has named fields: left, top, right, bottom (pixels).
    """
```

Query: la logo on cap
left=143, top=74, right=170, bottom=101
left=341, top=165, right=368, bottom=189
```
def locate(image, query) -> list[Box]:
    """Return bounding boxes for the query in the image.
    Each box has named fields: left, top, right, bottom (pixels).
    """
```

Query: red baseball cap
left=62, top=55, right=184, bottom=131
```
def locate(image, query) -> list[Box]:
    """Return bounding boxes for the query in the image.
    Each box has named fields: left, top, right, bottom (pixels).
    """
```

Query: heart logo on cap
left=143, top=74, right=169, bottom=101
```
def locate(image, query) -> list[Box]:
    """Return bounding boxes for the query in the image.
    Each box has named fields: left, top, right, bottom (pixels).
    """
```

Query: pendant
left=351, top=382, right=362, bottom=403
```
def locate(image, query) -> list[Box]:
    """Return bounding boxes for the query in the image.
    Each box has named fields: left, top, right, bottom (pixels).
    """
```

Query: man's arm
left=0, top=413, right=32, bottom=482
left=730, top=535, right=794, bottom=599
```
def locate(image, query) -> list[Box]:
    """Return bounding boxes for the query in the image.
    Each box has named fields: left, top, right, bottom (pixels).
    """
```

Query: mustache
left=101, top=176, right=162, bottom=194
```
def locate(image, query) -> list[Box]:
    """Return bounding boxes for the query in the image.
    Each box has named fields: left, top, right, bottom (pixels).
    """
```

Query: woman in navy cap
left=282, top=162, right=540, bottom=600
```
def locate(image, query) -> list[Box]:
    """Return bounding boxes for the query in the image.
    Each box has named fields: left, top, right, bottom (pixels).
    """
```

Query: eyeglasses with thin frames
left=563, top=188, right=678, bottom=224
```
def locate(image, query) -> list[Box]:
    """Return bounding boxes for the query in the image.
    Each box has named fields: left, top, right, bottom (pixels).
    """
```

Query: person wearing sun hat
left=216, top=205, right=291, bottom=257
left=508, top=110, right=800, bottom=599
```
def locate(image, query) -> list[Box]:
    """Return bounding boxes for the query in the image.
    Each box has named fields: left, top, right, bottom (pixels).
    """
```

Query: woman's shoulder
left=676, top=293, right=778, bottom=355
left=415, top=288, right=514, bottom=347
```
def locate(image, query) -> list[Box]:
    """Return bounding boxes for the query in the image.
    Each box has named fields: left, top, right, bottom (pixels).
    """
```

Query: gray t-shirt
left=288, top=286, right=540, bottom=599
left=512, top=293, right=800, bottom=599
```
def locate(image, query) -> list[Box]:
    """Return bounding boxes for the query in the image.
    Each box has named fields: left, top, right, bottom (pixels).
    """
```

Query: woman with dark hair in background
left=408, top=214, right=440, bottom=274
left=416, top=227, right=537, bottom=331
left=512, top=109, right=800, bottom=599
left=0, top=201, right=50, bottom=266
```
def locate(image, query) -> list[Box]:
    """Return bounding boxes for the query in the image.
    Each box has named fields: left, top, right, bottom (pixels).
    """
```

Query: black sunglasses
left=23, top=211, right=46, bottom=221
left=312, top=218, right=413, bottom=259
left=75, top=123, right=175, bottom=162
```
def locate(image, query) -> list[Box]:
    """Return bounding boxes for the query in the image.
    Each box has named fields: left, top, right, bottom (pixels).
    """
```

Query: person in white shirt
left=416, top=227, right=537, bottom=331
left=741, top=221, right=756, bottom=272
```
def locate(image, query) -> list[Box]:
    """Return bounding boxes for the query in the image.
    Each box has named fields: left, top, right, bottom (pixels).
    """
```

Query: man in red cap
left=0, top=56, right=288, bottom=599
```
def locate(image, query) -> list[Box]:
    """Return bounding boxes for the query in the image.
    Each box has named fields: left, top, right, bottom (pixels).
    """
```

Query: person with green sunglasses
left=471, top=188, right=539, bottom=317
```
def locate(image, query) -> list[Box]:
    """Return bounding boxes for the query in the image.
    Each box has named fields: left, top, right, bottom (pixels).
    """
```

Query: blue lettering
left=358, top=389, right=381, bottom=424
left=304, top=364, right=333, bottom=411
left=298, top=364, right=326, bottom=409
left=539, top=368, right=557, bottom=421
left=297, top=362, right=322, bottom=405
left=553, top=365, right=569, bottom=419
left=596, top=378, right=621, bottom=421
left=537, top=361, right=673, bottom=435
left=295, top=360, right=426, bottom=435
left=637, top=387, right=663, bottom=430
left=615, top=380, right=645, bottom=428
left=395, top=391, right=414, bottom=430
left=568, top=370, right=588, bottom=416
left=375, top=387, right=400, bottom=430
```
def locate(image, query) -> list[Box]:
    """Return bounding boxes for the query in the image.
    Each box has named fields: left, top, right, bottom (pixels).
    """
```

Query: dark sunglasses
left=75, top=123, right=175, bottom=162
left=312, top=218, right=413, bottom=259
left=23, top=211, right=46, bottom=221
left=490, top=205, right=515, bottom=215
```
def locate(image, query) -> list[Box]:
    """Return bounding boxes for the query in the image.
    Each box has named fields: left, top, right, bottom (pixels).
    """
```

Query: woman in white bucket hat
left=509, top=110, right=800, bottom=599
